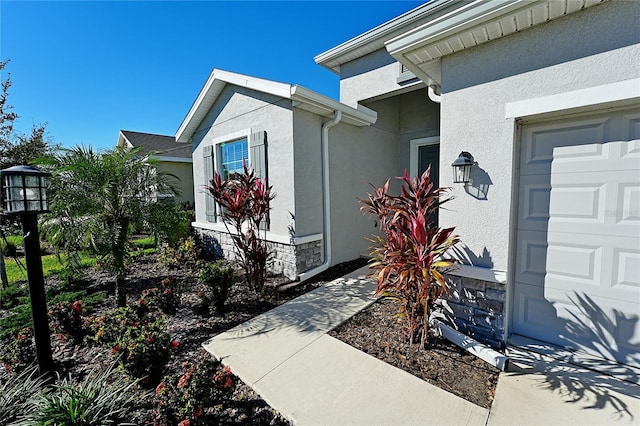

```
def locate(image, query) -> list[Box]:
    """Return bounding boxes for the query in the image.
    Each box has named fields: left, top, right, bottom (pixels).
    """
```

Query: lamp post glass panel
left=0, top=165, right=53, bottom=377
left=451, top=151, right=474, bottom=184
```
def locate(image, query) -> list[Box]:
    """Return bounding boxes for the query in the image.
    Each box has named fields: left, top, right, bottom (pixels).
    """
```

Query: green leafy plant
left=159, top=236, right=198, bottom=270
left=196, top=260, right=235, bottom=315
left=86, top=302, right=177, bottom=386
left=26, top=363, right=143, bottom=426
left=360, top=168, right=460, bottom=347
left=0, top=327, right=35, bottom=373
left=138, top=276, right=182, bottom=314
left=0, top=364, right=48, bottom=425
left=48, top=299, right=86, bottom=343
left=154, top=354, right=235, bottom=425
left=147, top=203, right=192, bottom=248
left=42, top=145, right=178, bottom=307
left=205, top=161, right=275, bottom=293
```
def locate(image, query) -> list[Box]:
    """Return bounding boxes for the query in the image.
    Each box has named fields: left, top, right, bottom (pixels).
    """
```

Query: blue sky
left=1, top=1, right=423, bottom=150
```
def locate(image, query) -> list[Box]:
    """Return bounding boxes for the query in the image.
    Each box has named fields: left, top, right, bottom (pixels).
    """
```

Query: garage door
left=513, top=108, right=640, bottom=367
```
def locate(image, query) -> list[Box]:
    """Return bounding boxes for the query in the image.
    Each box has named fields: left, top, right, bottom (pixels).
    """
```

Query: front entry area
left=512, top=108, right=640, bottom=367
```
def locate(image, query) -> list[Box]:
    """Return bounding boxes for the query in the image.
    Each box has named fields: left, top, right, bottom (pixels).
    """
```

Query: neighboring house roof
left=117, top=130, right=192, bottom=162
left=386, top=0, right=607, bottom=86
left=175, top=69, right=378, bottom=143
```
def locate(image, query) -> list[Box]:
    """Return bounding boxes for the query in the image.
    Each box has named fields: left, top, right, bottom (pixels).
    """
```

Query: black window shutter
left=203, top=145, right=217, bottom=222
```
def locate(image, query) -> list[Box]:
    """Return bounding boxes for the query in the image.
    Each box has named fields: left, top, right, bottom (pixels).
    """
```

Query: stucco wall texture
left=438, top=0, right=640, bottom=272
left=191, top=85, right=295, bottom=239
left=157, top=161, right=194, bottom=206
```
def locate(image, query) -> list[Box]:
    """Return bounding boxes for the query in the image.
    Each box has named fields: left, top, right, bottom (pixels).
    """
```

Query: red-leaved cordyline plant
left=206, top=161, right=275, bottom=294
left=360, top=167, right=460, bottom=347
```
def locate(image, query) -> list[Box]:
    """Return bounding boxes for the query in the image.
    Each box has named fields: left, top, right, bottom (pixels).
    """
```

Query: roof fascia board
left=153, top=155, right=193, bottom=163
left=117, top=131, right=134, bottom=149
left=176, top=69, right=378, bottom=143
left=314, top=0, right=458, bottom=73
left=386, top=0, right=535, bottom=55
left=291, top=86, right=378, bottom=125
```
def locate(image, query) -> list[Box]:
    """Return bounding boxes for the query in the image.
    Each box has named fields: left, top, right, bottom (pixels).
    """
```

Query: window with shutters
left=202, top=130, right=268, bottom=227
left=219, top=138, right=248, bottom=179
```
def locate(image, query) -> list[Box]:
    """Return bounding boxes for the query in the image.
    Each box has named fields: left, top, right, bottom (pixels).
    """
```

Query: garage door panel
left=546, top=171, right=640, bottom=237
left=517, top=175, right=551, bottom=232
left=520, top=116, right=611, bottom=175
left=514, top=108, right=640, bottom=367
left=514, top=230, right=547, bottom=286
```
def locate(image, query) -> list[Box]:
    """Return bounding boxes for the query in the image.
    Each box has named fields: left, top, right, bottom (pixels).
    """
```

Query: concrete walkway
left=203, top=266, right=640, bottom=425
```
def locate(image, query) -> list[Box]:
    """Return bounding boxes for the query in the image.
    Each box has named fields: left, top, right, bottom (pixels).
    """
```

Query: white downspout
left=427, top=83, right=441, bottom=104
left=297, top=110, right=342, bottom=282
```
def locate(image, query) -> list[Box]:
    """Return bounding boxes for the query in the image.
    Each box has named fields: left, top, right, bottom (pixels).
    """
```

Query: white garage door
left=513, top=108, right=640, bottom=367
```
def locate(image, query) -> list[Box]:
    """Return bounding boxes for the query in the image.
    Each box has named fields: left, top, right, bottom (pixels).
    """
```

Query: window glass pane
left=220, top=138, right=248, bottom=179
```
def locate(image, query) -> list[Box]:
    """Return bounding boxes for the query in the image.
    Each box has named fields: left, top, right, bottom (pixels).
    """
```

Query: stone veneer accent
left=445, top=274, right=506, bottom=349
left=195, top=228, right=323, bottom=280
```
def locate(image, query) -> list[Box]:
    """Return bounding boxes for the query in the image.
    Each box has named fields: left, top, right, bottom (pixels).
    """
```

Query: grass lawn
left=4, top=253, right=97, bottom=285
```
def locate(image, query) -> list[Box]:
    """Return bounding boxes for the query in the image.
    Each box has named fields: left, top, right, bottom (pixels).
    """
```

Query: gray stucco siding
left=437, top=0, right=640, bottom=272
left=339, top=48, right=421, bottom=108
left=191, top=85, right=295, bottom=239
left=292, top=109, right=324, bottom=238
left=328, top=123, right=399, bottom=264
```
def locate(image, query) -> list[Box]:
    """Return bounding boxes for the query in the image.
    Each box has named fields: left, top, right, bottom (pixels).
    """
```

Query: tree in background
left=0, top=59, right=58, bottom=289
left=43, top=145, right=177, bottom=307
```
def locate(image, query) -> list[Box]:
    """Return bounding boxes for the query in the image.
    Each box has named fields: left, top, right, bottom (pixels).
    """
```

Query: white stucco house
left=180, top=0, right=639, bottom=368
left=116, top=130, right=195, bottom=207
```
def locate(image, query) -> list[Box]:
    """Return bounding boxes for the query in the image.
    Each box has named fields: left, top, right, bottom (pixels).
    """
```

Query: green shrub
left=87, top=302, right=178, bottom=386
left=148, top=203, right=192, bottom=248
left=26, top=363, right=142, bottom=426
left=159, top=236, right=198, bottom=270
left=0, top=283, right=28, bottom=309
left=0, top=327, right=36, bottom=373
left=154, top=354, right=234, bottom=425
left=48, top=299, right=86, bottom=343
left=0, top=364, right=48, bottom=425
left=197, top=260, right=234, bottom=315
left=360, top=169, right=460, bottom=347
left=138, top=276, right=182, bottom=314
left=0, top=236, right=19, bottom=257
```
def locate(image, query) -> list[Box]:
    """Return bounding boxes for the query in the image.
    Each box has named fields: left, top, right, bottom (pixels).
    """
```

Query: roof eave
left=314, top=0, right=458, bottom=72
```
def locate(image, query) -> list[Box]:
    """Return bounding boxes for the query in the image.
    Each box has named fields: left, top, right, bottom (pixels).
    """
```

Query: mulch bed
left=329, top=297, right=500, bottom=408
left=1, top=253, right=369, bottom=424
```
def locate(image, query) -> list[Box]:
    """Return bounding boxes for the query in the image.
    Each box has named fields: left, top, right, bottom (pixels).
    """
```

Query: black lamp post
left=451, top=151, right=474, bottom=184
left=0, top=165, right=53, bottom=377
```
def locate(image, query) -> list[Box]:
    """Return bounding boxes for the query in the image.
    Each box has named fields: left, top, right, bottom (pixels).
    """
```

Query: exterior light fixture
left=451, top=151, right=474, bottom=184
left=0, top=165, right=53, bottom=377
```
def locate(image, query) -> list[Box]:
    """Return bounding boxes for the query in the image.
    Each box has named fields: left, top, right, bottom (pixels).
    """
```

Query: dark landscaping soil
left=329, top=297, right=500, bottom=408
left=1, top=253, right=369, bottom=425
left=2, top=252, right=498, bottom=422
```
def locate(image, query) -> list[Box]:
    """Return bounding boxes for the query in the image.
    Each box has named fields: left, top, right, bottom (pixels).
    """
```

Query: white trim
left=192, top=221, right=293, bottom=246
left=175, top=69, right=377, bottom=143
left=210, top=128, right=252, bottom=146
left=505, top=79, right=640, bottom=119
left=293, top=233, right=323, bottom=245
left=154, top=155, right=192, bottom=163
left=409, top=136, right=440, bottom=177
left=448, top=264, right=507, bottom=285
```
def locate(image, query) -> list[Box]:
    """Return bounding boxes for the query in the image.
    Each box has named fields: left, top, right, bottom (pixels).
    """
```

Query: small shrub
left=48, top=299, right=86, bottom=343
left=154, top=355, right=235, bottom=425
left=0, top=364, right=48, bottom=425
left=0, top=327, right=36, bottom=373
left=0, top=283, right=28, bottom=309
left=205, top=161, right=275, bottom=294
left=160, top=236, right=198, bottom=270
left=113, top=315, right=175, bottom=386
left=138, top=276, right=181, bottom=314
left=197, top=260, right=234, bottom=315
left=360, top=168, right=460, bottom=347
left=87, top=303, right=176, bottom=386
left=26, top=363, right=143, bottom=426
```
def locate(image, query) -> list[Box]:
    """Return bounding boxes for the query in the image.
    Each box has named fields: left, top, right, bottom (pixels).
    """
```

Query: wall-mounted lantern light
left=451, top=151, right=474, bottom=184
left=0, top=165, right=53, bottom=377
